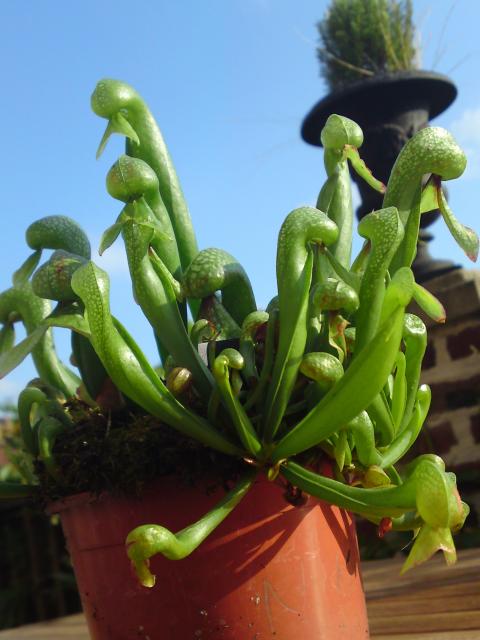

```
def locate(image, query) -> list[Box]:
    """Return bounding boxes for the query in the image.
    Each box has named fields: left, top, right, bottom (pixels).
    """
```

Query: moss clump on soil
left=36, top=399, right=246, bottom=502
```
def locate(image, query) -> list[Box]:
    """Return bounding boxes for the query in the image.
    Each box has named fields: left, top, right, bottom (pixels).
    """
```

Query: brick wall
left=412, top=268, right=480, bottom=532
left=413, top=269, right=480, bottom=469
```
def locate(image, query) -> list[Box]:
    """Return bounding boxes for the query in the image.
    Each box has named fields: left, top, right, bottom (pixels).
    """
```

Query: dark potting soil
left=36, top=399, right=246, bottom=502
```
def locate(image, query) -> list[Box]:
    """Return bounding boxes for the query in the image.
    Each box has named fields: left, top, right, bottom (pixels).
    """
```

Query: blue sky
left=0, top=0, right=479, bottom=404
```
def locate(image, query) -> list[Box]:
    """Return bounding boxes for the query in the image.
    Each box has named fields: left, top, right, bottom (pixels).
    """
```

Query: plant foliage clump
left=317, top=0, right=418, bottom=90
left=0, top=80, right=477, bottom=586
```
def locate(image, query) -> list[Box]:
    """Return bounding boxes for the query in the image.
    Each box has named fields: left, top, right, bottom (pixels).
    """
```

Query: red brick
left=422, top=339, right=437, bottom=370
left=446, top=325, right=480, bottom=360
left=471, top=413, right=480, bottom=444
left=429, top=375, right=480, bottom=414
left=429, top=420, right=458, bottom=455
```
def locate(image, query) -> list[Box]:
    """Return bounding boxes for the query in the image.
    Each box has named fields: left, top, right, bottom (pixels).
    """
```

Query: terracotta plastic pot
left=52, top=475, right=369, bottom=639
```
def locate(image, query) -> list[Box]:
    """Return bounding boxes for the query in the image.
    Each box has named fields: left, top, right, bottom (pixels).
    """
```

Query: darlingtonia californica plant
left=0, top=79, right=477, bottom=587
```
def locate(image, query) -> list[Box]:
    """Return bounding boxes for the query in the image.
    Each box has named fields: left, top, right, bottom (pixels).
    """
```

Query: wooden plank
left=367, top=592, right=480, bottom=616
left=369, top=611, right=480, bottom=636
left=0, top=614, right=86, bottom=639
left=363, top=548, right=480, bottom=593
left=367, top=580, right=479, bottom=602
left=373, top=632, right=480, bottom=640
left=363, top=548, right=480, bottom=637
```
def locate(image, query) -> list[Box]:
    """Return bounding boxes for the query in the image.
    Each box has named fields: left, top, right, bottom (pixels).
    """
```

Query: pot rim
left=302, top=69, right=457, bottom=147
left=47, top=479, right=176, bottom=515
left=46, top=473, right=283, bottom=517
left=47, top=490, right=104, bottom=515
